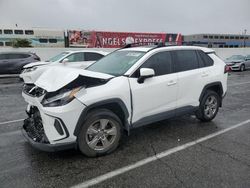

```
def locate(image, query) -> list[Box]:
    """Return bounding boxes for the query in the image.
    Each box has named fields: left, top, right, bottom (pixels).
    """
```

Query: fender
left=199, top=82, right=224, bottom=104
left=73, top=98, right=130, bottom=136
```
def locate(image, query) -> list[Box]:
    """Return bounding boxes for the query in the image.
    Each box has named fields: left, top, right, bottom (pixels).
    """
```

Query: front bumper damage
left=22, top=106, right=76, bottom=152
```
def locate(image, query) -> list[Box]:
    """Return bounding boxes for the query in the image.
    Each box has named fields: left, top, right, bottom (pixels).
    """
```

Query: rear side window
left=197, top=50, right=214, bottom=67
left=140, top=51, right=172, bottom=76
left=174, top=50, right=199, bottom=72
left=85, top=52, right=104, bottom=61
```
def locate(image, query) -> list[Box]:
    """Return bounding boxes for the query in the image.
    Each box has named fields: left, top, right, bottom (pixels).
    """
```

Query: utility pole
left=243, top=29, right=247, bottom=48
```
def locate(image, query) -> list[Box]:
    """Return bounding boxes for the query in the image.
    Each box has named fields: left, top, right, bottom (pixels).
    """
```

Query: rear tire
left=196, top=90, right=220, bottom=122
left=78, top=109, right=122, bottom=157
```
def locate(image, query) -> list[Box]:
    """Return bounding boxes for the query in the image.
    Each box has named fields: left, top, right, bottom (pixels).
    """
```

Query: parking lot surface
left=0, top=72, right=250, bottom=188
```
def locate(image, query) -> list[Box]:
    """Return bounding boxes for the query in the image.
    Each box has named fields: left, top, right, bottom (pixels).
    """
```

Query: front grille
left=23, top=107, right=49, bottom=143
left=23, top=84, right=46, bottom=97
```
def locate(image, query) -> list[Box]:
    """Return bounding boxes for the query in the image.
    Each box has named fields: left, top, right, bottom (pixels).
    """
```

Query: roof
left=120, top=45, right=214, bottom=53
left=64, top=50, right=110, bottom=55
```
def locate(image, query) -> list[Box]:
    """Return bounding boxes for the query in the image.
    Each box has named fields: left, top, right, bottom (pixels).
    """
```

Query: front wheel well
left=89, top=103, right=127, bottom=126
left=73, top=100, right=129, bottom=136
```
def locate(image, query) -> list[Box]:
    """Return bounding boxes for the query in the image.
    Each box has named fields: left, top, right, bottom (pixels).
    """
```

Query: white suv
left=22, top=44, right=228, bottom=157
left=20, top=50, right=109, bottom=84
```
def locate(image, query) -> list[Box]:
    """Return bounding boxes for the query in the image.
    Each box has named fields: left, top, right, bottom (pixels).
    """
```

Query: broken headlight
left=41, top=87, right=82, bottom=107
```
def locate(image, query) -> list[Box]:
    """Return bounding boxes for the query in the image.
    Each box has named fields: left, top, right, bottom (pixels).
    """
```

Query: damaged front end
left=23, top=106, right=49, bottom=144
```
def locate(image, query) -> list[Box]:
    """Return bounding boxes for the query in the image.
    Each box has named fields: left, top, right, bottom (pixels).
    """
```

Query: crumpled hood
left=23, top=61, right=51, bottom=68
left=35, top=66, right=114, bottom=92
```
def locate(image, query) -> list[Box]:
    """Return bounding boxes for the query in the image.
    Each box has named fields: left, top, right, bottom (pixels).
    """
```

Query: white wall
left=0, top=47, right=116, bottom=61
left=0, top=47, right=250, bottom=61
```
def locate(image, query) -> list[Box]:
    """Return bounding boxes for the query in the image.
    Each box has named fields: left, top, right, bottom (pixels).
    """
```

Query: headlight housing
left=41, top=87, right=82, bottom=107
left=23, top=66, right=38, bottom=73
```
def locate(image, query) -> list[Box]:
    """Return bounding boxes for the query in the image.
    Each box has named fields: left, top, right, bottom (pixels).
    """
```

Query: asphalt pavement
left=0, top=71, right=250, bottom=188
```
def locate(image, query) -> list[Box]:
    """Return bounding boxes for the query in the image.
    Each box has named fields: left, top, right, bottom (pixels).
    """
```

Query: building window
left=209, top=36, right=213, bottom=39
left=235, top=36, right=239, bottom=39
left=203, top=35, right=208, bottom=39
left=14, top=30, right=24, bottom=35
left=5, top=41, right=12, bottom=46
left=0, top=30, right=2, bottom=34
left=214, top=36, right=219, bottom=39
left=225, top=36, right=229, bottom=39
left=39, top=38, right=48, bottom=43
left=48, top=39, right=57, bottom=43
left=220, top=36, right=224, bottom=39
left=245, top=37, right=249, bottom=40
left=240, top=36, right=244, bottom=39
left=230, top=36, right=234, bottom=39
left=25, top=30, right=34, bottom=35
left=0, top=42, right=3, bottom=46
left=4, top=30, right=13, bottom=34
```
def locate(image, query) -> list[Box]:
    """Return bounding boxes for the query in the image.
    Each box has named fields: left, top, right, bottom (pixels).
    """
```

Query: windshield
left=226, top=55, right=245, bottom=61
left=86, top=51, right=145, bottom=76
left=47, top=52, right=70, bottom=62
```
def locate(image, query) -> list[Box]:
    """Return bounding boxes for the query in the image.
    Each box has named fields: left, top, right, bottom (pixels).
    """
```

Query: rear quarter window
left=197, top=50, right=214, bottom=67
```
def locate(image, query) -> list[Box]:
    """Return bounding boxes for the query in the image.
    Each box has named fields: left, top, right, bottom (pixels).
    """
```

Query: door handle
left=201, top=72, right=209, bottom=77
left=167, top=80, right=177, bottom=86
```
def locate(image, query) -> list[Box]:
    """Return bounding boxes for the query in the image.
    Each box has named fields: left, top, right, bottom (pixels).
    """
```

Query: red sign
left=68, top=30, right=182, bottom=48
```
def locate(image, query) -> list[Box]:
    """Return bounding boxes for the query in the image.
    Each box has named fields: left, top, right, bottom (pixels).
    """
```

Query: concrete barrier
left=0, top=47, right=250, bottom=61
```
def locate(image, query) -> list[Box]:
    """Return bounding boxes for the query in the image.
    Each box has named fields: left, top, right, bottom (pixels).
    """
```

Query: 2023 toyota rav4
left=22, top=44, right=228, bottom=157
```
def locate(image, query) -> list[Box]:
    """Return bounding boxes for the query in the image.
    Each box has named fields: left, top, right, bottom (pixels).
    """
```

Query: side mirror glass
left=62, top=58, right=69, bottom=64
left=137, top=68, right=155, bottom=84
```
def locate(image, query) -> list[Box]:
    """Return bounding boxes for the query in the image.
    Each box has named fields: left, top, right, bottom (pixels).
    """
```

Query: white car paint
left=21, top=45, right=228, bottom=151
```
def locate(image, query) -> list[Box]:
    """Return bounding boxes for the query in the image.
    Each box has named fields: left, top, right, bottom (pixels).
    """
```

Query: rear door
left=129, top=51, right=178, bottom=125
left=173, top=50, right=205, bottom=108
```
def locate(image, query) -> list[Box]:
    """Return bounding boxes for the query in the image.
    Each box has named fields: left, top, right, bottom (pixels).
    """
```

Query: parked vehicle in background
left=20, top=50, right=109, bottom=83
left=225, top=55, right=249, bottom=71
left=244, top=55, right=250, bottom=70
left=0, top=52, right=40, bottom=74
left=21, top=44, right=228, bottom=157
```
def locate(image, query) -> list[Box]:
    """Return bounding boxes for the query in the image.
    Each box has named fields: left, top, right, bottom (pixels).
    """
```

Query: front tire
left=78, top=109, right=122, bottom=157
left=240, top=64, right=245, bottom=72
left=196, top=90, right=220, bottom=122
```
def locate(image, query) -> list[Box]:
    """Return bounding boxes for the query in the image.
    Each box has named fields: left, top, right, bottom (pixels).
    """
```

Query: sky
left=0, top=0, right=249, bottom=35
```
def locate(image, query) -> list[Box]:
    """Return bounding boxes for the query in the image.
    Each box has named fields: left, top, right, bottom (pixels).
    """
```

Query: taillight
left=224, top=65, right=231, bottom=73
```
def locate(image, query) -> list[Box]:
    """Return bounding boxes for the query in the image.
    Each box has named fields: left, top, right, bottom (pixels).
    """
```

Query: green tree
left=12, top=39, right=32, bottom=48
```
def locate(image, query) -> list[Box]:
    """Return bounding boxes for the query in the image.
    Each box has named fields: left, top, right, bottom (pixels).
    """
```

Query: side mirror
left=62, top=58, right=69, bottom=64
left=137, top=68, right=155, bottom=84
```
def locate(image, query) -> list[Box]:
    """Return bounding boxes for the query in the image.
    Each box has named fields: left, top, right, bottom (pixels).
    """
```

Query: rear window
left=173, top=50, right=199, bottom=72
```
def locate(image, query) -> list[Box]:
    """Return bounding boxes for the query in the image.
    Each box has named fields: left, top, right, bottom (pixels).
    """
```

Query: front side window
left=87, top=51, right=145, bottom=76
left=174, top=50, right=199, bottom=72
left=47, top=52, right=70, bottom=62
left=65, top=52, right=84, bottom=62
left=139, top=51, right=172, bottom=76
